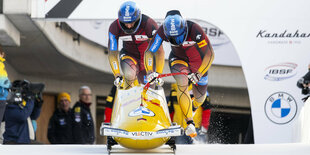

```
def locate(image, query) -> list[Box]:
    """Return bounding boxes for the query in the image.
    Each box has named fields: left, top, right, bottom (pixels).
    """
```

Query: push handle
left=143, top=72, right=188, bottom=90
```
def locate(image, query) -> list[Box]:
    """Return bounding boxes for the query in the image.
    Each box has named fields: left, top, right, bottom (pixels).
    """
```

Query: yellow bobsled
left=100, top=73, right=184, bottom=152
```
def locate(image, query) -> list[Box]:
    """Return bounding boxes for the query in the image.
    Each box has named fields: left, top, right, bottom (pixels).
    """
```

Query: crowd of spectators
left=47, top=86, right=95, bottom=144
left=0, top=83, right=95, bottom=144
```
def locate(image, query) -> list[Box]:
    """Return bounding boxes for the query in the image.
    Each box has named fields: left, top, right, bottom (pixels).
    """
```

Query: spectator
left=47, top=92, right=73, bottom=144
left=0, top=46, right=10, bottom=129
left=72, top=86, right=95, bottom=144
left=3, top=80, right=43, bottom=144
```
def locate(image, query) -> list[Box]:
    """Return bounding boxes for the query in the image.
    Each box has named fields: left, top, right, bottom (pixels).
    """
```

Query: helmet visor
left=167, top=30, right=186, bottom=45
left=119, top=19, right=140, bottom=34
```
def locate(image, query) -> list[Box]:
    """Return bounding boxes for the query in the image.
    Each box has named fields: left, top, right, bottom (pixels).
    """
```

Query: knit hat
left=57, top=92, right=71, bottom=103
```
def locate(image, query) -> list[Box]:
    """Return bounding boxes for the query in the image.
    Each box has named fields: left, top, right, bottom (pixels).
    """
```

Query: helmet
left=118, top=1, right=142, bottom=34
left=163, top=11, right=187, bottom=45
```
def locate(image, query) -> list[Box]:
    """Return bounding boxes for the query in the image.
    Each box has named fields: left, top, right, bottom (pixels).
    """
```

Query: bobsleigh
left=100, top=73, right=185, bottom=152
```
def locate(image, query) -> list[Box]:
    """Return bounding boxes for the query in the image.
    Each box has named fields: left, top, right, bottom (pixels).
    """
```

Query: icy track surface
left=1, top=144, right=310, bottom=155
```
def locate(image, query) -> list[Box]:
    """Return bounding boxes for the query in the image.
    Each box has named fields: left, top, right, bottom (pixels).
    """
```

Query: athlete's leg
left=169, top=58, right=193, bottom=121
left=137, top=69, right=146, bottom=84
left=192, top=74, right=208, bottom=109
left=120, top=50, right=139, bottom=89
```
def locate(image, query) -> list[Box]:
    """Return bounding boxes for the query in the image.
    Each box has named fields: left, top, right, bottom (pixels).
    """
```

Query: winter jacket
left=72, top=101, right=95, bottom=144
left=3, top=99, right=41, bottom=144
left=48, top=109, right=74, bottom=144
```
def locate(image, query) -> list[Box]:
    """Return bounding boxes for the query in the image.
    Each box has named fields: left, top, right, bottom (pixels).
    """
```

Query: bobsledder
left=100, top=73, right=187, bottom=153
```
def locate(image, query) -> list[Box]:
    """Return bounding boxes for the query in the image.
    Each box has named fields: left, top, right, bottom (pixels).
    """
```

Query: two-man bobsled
left=100, top=73, right=187, bottom=152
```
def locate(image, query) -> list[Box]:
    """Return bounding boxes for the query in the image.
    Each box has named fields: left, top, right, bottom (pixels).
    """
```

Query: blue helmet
left=118, top=1, right=142, bottom=34
left=163, top=10, right=187, bottom=45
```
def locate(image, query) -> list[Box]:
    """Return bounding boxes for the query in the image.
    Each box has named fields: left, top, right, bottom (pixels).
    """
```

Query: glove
left=188, top=72, right=201, bottom=85
left=114, top=76, right=123, bottom=87
left=156, top=78, right=164, bottom=87
left=147, top=72, right=164, bottom=86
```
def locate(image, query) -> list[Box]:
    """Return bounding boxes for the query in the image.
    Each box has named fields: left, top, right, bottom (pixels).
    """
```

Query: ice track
left=1, top=143, right=310, bottom=155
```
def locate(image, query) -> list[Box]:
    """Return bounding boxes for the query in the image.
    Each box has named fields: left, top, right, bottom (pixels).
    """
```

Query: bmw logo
left=264, top=92, right=297, bottom=124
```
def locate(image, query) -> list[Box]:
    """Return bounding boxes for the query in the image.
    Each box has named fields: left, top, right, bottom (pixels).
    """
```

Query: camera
left=297, top=78, right=310, bottom=95
left=6, top=80, right=45, bottom=107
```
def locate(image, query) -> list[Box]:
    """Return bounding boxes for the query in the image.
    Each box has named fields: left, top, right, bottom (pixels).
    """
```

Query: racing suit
left=108, top=14, right=164, bottom=89
left=145, top=20, right=214, bottom=120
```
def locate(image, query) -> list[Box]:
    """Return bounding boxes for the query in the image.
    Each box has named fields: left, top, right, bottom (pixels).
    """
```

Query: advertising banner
left=239, top=23, right=310, bottom=143
left=66, top=19, right=240, bottom=66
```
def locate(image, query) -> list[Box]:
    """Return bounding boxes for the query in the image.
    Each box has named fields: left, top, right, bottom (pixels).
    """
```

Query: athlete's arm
left=194, top=24, right=214, bottom=76
left=144, top=49, right=154, bottom=74
left=197, top=42, right=214, bottom=76
left=108, top=50, right=121, bottom=77
left=108, top=31, right=121, bottom=78
left=144, top=32, right=165, bottom=74
left=155, top=45, right=165, bottom=74
left=144, top=19, right=165, bottom=74
left=144, top=45, right=164, bottom=74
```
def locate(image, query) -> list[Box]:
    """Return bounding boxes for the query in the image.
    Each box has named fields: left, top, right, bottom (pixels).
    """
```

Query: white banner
left=236, top=21, right=310, bottom=143
left=66, top=19, right=240, bottom=66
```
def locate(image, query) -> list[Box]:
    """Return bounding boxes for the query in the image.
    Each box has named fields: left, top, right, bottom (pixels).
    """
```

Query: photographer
left=3, top=80, right=44, bottom=144
left=295, top=64, right=310, bottom=143
left=297, top=64, right=310, bottom=98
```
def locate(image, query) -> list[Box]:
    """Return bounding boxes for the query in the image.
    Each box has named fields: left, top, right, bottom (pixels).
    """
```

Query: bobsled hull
left=101, top=125, right=182, bottom=149
left=101, top=125, right=182, bottom=139
left=102, top=86, right=182, bottom=149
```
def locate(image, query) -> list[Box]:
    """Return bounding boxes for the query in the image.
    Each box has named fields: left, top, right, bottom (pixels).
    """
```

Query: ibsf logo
left=265, top=92, right=297, bottom=124
left=264, top=62, right=297, bottom=81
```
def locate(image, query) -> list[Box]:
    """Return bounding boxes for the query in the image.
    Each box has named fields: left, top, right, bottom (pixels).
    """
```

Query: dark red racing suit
left=147, top=20, right=214, bottom=119
left=149, top=20, right=213, bottom=78
left=108, top=14, right=158, bottom=83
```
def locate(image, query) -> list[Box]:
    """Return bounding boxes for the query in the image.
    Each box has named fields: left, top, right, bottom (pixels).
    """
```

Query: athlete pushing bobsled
left=144, top=10, right=214, bottom=138
left=101, top=1, right=214, bottom=152
left=101, top=1, right=180, bottom=152
left=107, top=1, right=164, bottom=90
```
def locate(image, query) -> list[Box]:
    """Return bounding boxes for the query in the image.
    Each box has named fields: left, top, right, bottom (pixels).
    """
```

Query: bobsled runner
left=100, top=73, right=187, bottom=152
